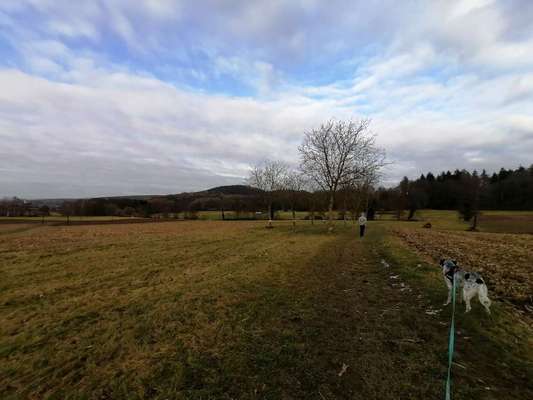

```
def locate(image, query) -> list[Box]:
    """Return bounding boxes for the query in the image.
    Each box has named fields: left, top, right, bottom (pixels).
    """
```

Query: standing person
left=358, top=212, right=367, bottom=238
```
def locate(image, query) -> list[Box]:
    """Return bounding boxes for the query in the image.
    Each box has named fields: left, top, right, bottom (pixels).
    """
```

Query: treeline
left=58, top=186, right=372, bottom=221
left=375, top=165, right=533, bottom=218
left=59, top=186, right=319, bottom=219
left=0, top=197, right=49, bottom=217
left=4, top=166, right=532, bottom=220
left=61, top=194, right=267, bottom=219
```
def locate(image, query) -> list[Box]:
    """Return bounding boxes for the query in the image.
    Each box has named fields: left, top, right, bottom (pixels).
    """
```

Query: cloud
left=0, top=1, right=532, bottom=197
left=0, top=68, right=345, bottom=197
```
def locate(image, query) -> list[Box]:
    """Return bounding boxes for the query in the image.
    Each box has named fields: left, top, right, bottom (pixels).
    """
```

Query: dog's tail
left=478, top=283, right=492, bottom=314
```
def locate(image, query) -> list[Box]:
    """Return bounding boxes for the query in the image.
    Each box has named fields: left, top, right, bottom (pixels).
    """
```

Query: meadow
left=0, top=216, right=140, bottom=222
left=1, top=212, right=532, bottom=399
left=5, top=208, right=532, bottom=233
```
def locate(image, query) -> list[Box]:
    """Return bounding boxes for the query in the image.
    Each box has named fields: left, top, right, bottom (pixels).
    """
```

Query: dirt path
left=269, top=230, right=449, bottom=399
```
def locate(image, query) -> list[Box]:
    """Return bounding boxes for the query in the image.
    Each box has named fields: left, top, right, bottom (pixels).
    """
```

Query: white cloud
left=0, top=1, right=533, bottom=197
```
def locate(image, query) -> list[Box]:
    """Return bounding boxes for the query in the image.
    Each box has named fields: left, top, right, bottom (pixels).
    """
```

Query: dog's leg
left=478, top=284, right=492, bottom=314
left=444, top=278, right=452, bottom=306
left=463, top=286, right=476, bottom=313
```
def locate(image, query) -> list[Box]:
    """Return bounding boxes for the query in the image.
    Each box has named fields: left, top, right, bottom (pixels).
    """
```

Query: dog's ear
left=439, top=258, right=445, bottom=266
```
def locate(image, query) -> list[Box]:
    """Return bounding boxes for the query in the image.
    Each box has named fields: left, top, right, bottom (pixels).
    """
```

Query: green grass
left=1, top=218, right=532, bottom=399
left=481, top=210, right=533, bottom=216
left=379, top=209, right=533, bottom=233
left=374, top=209, right=470, bottom=231
left=415, top=209, right=470, bottom=230
left=196, top=210, right=335, bottom=221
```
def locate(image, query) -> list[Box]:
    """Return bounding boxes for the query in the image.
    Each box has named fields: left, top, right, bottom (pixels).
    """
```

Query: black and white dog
left=440, top=259, right=491, bottom=314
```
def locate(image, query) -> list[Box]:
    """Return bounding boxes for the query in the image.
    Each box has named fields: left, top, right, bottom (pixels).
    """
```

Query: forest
left=2, top=166, right=532, bottom=219
left=375, top=165, right=533, bottom=220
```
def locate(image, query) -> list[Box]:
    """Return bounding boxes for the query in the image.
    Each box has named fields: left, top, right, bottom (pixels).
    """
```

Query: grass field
left=4, top=209, right=532, bottom=233
left=1, top=215, right=532, bottom=399
left=195, top=211, right=323, bottom=220
left=478, top=213, right=533, bottom=234
left=386, top=209, right=533, bottom=234
left=0, top=216, right=141, bottom=223
left=0, top=224, right=35, bottom=234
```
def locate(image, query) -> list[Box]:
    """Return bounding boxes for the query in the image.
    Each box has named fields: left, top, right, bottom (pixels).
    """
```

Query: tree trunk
left=354, top=194, right=362, bottom=224
left=364, top=185, right=370, bottom=211
left=328, top=192, right=335, bottom=230
left=310, top=196, right=315, bottom=225
left=343, top=196, right=347, bottom=226
left=472, top=213, right=478, bottom=230
left=292, top=206, right=296, bottom=231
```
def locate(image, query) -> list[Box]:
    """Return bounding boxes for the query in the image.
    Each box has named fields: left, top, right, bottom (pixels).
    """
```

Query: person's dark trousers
left=359, top=225, right=366, bottom=237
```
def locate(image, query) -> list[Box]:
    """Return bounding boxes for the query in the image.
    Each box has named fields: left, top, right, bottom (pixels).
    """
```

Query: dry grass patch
left=391, top=228, right=533, bottom=306
left=1, top=221, right=331, bottom=397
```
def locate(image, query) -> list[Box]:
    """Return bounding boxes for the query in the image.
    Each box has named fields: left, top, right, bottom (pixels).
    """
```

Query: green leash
left=445, top=274, right=457, bottom=400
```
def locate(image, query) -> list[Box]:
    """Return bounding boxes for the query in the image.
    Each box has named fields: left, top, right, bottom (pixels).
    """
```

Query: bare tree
left=284, top=170, right=307, bottom=230
left=458, top=171, right=482, bottom=230
left=345, top=165, right=382, bottom=222
left=248, top=160, right=288, bottom=227
left=299, top=119, right=386, bottom=229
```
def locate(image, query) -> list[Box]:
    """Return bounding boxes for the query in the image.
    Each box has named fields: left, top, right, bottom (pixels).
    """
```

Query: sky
left=1, top=0, right=533, bottom=198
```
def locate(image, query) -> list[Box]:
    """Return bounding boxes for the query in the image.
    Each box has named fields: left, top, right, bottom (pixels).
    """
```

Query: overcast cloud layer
left=1, top=0, right=533, bottom=198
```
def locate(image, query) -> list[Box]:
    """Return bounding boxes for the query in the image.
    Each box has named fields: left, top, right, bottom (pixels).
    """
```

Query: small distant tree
left=39, top=205, right=50, bottom=216
left=123, top=206, right=136, bottom=217
left=284, top=170, right=307, bottom=230
left=396, top=177, right=409, bottom=220
left=149, top=197, right=173, bottom=217
left=104, top=203, right=119, bottom=217
left=248, top=160, right=288, bottom=227
left=61, top=201, right=75, bottom=224
left=458, top=171, right=482, bottom=230
left=398, top=177, right=428, bottom=221
left=344, top=166, right=381, bottom=223
left=232, top=197, right=246, bottom=219
left=186, top=200, right=201, bottom=220
left=299, top=119, right=386, bottom=230
left=219, top=194, right=226, bottom=220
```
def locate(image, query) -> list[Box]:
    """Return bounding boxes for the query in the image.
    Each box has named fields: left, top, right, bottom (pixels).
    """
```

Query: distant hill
left=25, top=186, right=263, bottom=211
left=13, top=184, right=308, bottom=217
left=206, top=185, right=262, bottom=196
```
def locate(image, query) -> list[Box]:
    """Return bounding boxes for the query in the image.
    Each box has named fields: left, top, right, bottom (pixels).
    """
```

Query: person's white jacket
left=358, top=215, right=367, bottom=225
